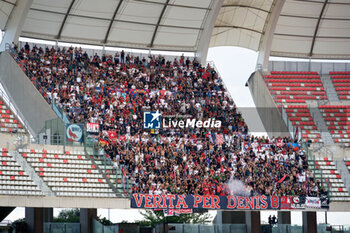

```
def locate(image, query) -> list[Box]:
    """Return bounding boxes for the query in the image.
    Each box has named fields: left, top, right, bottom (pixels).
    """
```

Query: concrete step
left=335, top=159, right=350, bottom=195
left=308, top=105, right=334, bottom=145
left=320, top=75, right=339, bottom=102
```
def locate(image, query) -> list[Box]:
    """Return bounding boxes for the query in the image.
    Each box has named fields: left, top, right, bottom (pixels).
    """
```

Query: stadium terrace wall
left=247, top=71, right=289, bottom=138
left=269, top=61, right=350, bottom=75
left=0, top=52, right=59, bottom=136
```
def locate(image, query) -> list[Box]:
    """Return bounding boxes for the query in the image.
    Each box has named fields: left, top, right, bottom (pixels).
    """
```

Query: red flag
left=278, top=174, right=287, bottom=183
left=120, top=135, right=126, bottom=141
left=122, top=167, right=126, bottom=176
left=108, top=130, right=117, bottom=141
left=99, top=139, right=109, bottom=146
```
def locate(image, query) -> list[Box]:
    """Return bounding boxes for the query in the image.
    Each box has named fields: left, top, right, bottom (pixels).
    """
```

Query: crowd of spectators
left=12, top=43, right=324, bottom=197
left=107, top=134, right=324, bottom=197
left=15, top=43, right=247, bottom=138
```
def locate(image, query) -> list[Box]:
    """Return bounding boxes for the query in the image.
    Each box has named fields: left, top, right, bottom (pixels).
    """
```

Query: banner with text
left=130, top=194, right=328, bottom=210
left=131, top=194, right=282, bottom=210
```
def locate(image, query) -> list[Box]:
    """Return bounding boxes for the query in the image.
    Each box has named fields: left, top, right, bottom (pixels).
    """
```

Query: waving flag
left=216, top=133, right=224, bottom=145
left=278, top=174, right=287, bottom=183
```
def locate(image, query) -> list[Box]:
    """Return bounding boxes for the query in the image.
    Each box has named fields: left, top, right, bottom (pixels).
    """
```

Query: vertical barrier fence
left=43, top=223, right=80, bottom=233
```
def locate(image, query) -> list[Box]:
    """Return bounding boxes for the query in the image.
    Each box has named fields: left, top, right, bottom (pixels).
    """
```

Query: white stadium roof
left=20, top=0, right=215, bottom=52
left=1, top=0, right=350, bottom=58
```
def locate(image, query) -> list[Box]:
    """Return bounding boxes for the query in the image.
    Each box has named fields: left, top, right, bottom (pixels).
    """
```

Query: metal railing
left=93, top=219, right=120, bottom=233
left=0, top=81, right=32, bottom=137
left=302, top=142, right=331, bottom=196
left=51, top=100, right=70, bottom=124
left=11, top=151, right=55, bottom=196
left=281, top=106, right=302, bottom=141
left=44, top=222, right=80, bottom=233
left=312, top=144, right=334, bottom=160
left=91, top=148, right=132, bottom=197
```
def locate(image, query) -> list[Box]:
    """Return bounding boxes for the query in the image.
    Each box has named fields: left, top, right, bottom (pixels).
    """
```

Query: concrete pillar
left=215, top=211, right=261, bottom=233
left=278, top=211, right=291, bottom=233
left=25, top=208, right=53, bottom=233
left=222, top=211, right=246, bottom=224
left=302, top=211, right=317, bottom=233
left=43, top=208, right=53, bottom=222
left=246, top=211, right=261, bottom=233
left=80, top=208, right=97, bottom=233
left=0, top=0, right=34, bottom=51
left=256, top=0, right=286, bottom=72
left=278, top=211, right=291, bottom=224
left=195, top=0, right=224, bottom=65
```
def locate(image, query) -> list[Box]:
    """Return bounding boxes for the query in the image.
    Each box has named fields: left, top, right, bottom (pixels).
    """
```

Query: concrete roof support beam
left=0, top=0, right=34, bottom=51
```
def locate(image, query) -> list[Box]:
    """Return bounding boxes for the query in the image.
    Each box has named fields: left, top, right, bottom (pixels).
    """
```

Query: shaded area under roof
left=1, top=0, right=350, bottom=58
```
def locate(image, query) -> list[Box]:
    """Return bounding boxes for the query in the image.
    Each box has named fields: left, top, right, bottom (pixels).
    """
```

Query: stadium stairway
left=320, top=75, right=339, bottom=102
left=310, top=156, right=350, bottom=201
left=86, top=155, right=127, bottom=197
left=344, top=158, right=350, bottom=173
left=308, top=103, right=334, bottom=145
left=335, top=159, right=350, bottom=196
left=319, top=105, right=350, bottom=147
left=92, top=155, right=132, bottom=197
left=11, top=151, right=54, bottom=196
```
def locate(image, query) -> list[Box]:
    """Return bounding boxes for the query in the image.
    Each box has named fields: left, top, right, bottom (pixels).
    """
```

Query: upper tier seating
left=0, top=148, right=43, bottom=196
left=18, top=148, right=116, bottom=197
left=330, top=73, right=350, bottom=100
left=271, top=71, right=318, bottom=75
left=330, top=71, right=350, bottom=75
left=319, top=105, right=350, bottom=147
left=14, top=46, right=247, bottom=139
left=283, top=105, right=322, bottom=143
left=265, top=72, right=327, bottom=103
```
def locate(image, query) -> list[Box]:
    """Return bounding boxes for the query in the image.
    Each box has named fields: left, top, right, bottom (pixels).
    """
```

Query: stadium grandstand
left=0, top=0, right=350, bottom=233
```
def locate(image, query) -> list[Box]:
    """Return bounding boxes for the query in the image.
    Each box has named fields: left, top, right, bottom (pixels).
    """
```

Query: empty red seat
left=332, top=79, right=350, bottom=83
